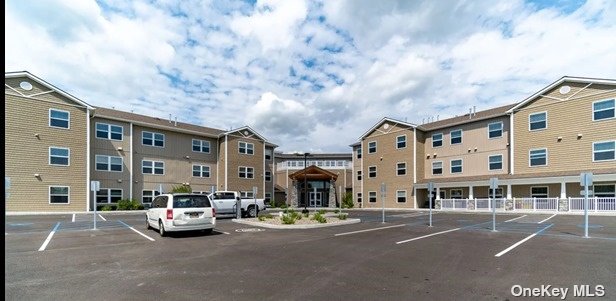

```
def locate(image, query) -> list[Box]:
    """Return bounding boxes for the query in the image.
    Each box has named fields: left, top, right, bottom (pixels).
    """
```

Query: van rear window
left=173, top=196, right=212, bottom=208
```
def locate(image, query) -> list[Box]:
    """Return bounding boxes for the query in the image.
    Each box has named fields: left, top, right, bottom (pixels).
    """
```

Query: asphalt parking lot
left=5, top=210, right=616, bottom=300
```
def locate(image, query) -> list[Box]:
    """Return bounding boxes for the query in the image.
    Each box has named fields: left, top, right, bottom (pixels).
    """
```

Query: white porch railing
left=513, top=197, right=559, bottom=211
left=569, top=197, right=616, bottom=212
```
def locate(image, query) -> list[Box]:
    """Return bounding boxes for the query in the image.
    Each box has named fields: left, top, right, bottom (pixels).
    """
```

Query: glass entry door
left=309, top=192, right=322, bottom=207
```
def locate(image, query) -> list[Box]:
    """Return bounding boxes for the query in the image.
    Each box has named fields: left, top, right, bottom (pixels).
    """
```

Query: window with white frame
left=96, top=123, right=123, bottom=140
left=265, top=171, right=271, bottom=182
left=529, top=112, right=547, bottom=131
left=357, top=171, right=362, bottom=181
left=240, top=191, right=255, bottom=198
left=369, top=166, right=377, bottom=178
left=450, top=129, right=462, bottom=145
left=369, top=191, right=377, bottom=202
left=488, top=122, right=503, bottom=138
left=96, top=189, right=122, bottom=204
left=49, top=109, right=69, bottom=129
left=192, top=139, right=210, bottom=153
left=396, top=135, right=406, bottom=149
left=432, top=161, right=443, bottom=175
left=489, top=155, right=503, bottom=170
left=432, top=133, right=443, bottom=147
left=357, top=147, right=362, bottom=159
left=357, top=193, right=362, bottom=203
left=239, top=166, right=254, bottom=179
left=593, top=141, right=615, bottom=161
left=488, top=188, right=503, bottom=198
left=142, top=190, right=160, bottom=203
left=49, top=147, right=70, bottom=166
left=594, top=185, right=615, bottom=197
left=142, top=160, right=164, bottom=175
left=265, top=193, right=272, bottom=199
left=396, top=190, right=407, bottom=203
left=192, top=165, right=210, bottom=177
left=239, top=141, right=254, bottom=155
left=142, top=131, right=164, bottom=147
left=265, top=149, right=272, bottom=160
left=593, top=99, right=615, bottom=121
left=531, top=187, right=548, bottom=198
left=450, top=159, right=462, bottom=174
left=450, top=189, right=463, bottom=199
left=49, top=186, right=69, bottom=204
left=368, top=141, right=377, bottom=153
left=397, top=162, right=406, bottom=176
left=529, top=148, right=547, bottom=166
left=95, top=155, right=123, bottom=172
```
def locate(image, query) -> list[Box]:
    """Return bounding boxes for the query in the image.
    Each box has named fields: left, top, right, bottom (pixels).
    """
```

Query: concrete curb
left=231, top=218, right=361, bottom=229
left=6, top=210, right=147, bottom=216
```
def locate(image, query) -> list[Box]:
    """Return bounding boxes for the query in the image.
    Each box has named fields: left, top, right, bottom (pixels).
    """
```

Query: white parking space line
left=72, top=214, right=75, bottom=222
left=98, top=214, right=107, bottom=221
left=396, top=228, right=461, bottom=244
left=537, top=214, right=556, bottom=224
left=215, top=230, right=230, bottom=235
left=504, top=215, right=527, bottom=223
left=495, top=224, right=553, bottom=257
left=38, top=222, right=61, bottom=251
left=335, top=224, right=406, bottom=236
left=118, top=221, right=155, bottom=242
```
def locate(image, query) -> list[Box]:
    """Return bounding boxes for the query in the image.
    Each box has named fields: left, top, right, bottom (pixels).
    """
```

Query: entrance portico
left=289, top=166, right=339, bottom=208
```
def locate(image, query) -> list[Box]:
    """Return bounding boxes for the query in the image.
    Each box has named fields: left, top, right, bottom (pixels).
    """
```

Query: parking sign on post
left=489, top=178, right=498, bottom=232
left=90, top=181, right=100, bottom=230
left=580, top=172, right=593, bottom=238
left=253, top=186, right=258, bottom=218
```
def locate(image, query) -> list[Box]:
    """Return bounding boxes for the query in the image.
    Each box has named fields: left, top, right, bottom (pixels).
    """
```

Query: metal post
left=492, top=189, right=496, bottom=232
left=584, top=180, right=589, bottom=238
left=429, top=193, right=433, bottom=227
left=339, top=185, right=342, bottom=212
left=93, top=189, right=97, bottom=230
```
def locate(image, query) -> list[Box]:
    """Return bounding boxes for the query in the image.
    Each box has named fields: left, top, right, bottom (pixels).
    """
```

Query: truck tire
left=159, top=220, right=167, bottom=237
left=247, top=205, right=258, bottom=218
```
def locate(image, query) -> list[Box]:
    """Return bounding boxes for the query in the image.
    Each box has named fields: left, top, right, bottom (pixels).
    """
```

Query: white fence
left=438, top=197, right=616, bottom=212
left=569, top=197, right=616, bottom=212
left=513, top=198, right=559, bottom=211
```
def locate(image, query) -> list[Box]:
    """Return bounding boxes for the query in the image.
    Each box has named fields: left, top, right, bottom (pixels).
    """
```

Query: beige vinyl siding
left=511, top=184, right=561, bottom=198
left=224, top=132, right=265, bottom=198
left=352, top=145, right=362, bottom=204
left=361, top=122, right=415, bottom=209
left=422, top=116, right=510, bottom=180
left=90, top=117, right=131, bottom=199
left=514, top=82, right=616, bottom=174
left=5, top=78, right=78, bottom=107
left=5, top=82, right=88, bottom=212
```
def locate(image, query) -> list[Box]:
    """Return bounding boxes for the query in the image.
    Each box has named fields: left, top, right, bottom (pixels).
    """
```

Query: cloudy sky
left=6, top=0, right=616, bottom=152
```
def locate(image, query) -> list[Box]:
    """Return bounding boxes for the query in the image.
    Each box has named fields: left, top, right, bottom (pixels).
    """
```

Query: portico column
left=468, top=186, right=474, bottom=199
left=560, top=181, right=567, bottom=199
left=436, top=187, right=441, bottom=200
left=506, top=184, right=512, bottom=199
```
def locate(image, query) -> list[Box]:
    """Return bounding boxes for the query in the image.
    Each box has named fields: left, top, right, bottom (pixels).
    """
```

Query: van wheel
left=159, top=221, right=166, bottom=237
left=146, top=217, right=152, bottom=230
left=203, top=229, right=213, bottom=235
left=248, top=205, right=257, bottom=218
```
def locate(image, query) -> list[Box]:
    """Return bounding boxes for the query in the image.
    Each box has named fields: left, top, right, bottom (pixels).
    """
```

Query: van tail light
left=166, top=209, right=173, bottom=220
left=212, top=207, right=216, bottom=217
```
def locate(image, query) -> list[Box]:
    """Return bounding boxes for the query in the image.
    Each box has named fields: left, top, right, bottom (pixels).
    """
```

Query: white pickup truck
left=207, top=191, right=267, bottom=218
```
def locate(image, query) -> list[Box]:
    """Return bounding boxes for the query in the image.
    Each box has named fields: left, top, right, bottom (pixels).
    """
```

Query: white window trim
left=368, top=141, right=377, bottom=153
left=142, top=131, right=165, bottom=148
left=450, top=159, right=463, bottom=174
left=592, top=98, right=615, bottom=122
left=96, top=188, right=123, bottom=204
left=49, top=146, right=70, bottom=166
left=357, top=170, right=362, bottom=181
left=450, top=129, right=463, bottom=145
left=450, top=189, right=463, bottom=199
left=432, top=133, right=443, bottom=148
left=396, top=162, right=406, bottom=176
left=192, top=139, right=211, bottom=154
left=396, top=190, right=407, bottom=203
left=488, top=154, right=504, bottom=171
left=265, top=171, right=272, bottom=182
left=95, top=122, right=124, bottom=141
left=238, top=166, right=255, bottom=179
left=142, top=160, right=165, bottom=175
left=368, top=165, right=377, bottom=178
left=357, top=147, right=362, bottom=159
left=488, top=121, right=503, bottom=139
left=396, top=135, right=407, bottom=149
left=529, top=148, right=548, bottom=167
left=192, top=164, right=211, bottom=178
left=265, top=149, right=273, bottom=160
left=239, top=141, right=254, bottom=155
left=530, top=186, right=549, bottom=198
left=49, top=185, right=70, bottom=204
left=592, top=140, right=616, bottom=162
left=142, top=190, right=160, bottom=204
left=488, top=188, right=504, bottom=198
left=593, top=184, right=616, bottom=197
left=528, top=111, right=548, bottom=132
left=432, top=161, right=443, bottom=175
left=95, top=155, right=123, bottom=172
left=368, top=191, right=377, bottom=202
left=49, top=108, right=70, bottom=129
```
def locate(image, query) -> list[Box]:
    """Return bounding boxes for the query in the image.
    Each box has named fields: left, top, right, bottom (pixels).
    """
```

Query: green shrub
left=334, top=209, right=341, bottom=214
left=280, top=203, right=288, bottom=209
left=311, top=212, right=327, bottom=223
left=318, top=209, right=326, bottom=215
left=281, top=214, right=296, bottom=224
left=117, top=199, right=144, bottom=210
left=342, top=192, right=354, bottom=209
left=289, top=211, right=301, bottom=220
left=171, top=184, right=192, bottom=193
left=337, top=213, right=347, bottom=220
left=263, top=213, right=274, bottom=219
left=258, top=215, right=266, bottom=221
left=101, top=205, right=113, bottom=211
left=303, top=212, right=309, bottom=218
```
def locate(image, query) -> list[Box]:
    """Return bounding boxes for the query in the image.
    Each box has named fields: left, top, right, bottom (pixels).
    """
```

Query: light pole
left=296, top=152, right=311, bottom=214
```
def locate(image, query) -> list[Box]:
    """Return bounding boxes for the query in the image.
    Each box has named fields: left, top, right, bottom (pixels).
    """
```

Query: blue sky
left=5, top=0, right=616, bottom=152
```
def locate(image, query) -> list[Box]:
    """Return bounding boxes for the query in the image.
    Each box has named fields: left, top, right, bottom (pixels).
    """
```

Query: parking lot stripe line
left=396, top=228, right=461, bottom=244
left=72, top=214, right=75, bottom=222
left=215, top=230, right=230, bottom=235
left=38, top=222, right=61, bottom=251
left=495, top=224, right=553, bottom=257
left=335, top=224, right=406, bottom=236
left=537, top=214, right=556, bottom=224
left=118, top=221, right=155, bottom=241
left=504, top=215, right=526, bottom=223
left=98, top=214, right=107, bottom=221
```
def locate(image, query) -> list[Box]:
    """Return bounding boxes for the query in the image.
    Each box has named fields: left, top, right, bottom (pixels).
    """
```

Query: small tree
left=172, top=184, right=192, bottom=193
left=342, top=191, right=354, bottom=209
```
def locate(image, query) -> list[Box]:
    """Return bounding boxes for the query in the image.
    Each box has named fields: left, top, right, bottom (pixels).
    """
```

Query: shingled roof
left=418, top=103, right=516, bottom=132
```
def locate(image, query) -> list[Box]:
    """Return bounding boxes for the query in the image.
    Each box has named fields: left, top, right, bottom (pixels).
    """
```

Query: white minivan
left=146, top=193, right=216, bottom=236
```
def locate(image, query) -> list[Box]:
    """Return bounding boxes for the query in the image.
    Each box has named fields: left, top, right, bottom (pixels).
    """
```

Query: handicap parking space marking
left=495, top=223, right=554, bottom=257
left=38, top=222, right=61, bottom=251
left=504, top=215, right=527, bottom=223
left=98, top=214, right=107, bottom=221
left=335, top=224, right=406, bottom=237
left=118, top=220, right=155, bottom=241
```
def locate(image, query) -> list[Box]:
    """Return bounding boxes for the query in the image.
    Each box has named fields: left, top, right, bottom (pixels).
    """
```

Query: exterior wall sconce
left=577, top=134, right=583, bottom=139
left=468, top=148, right=472, bottom=152
left=117, top=179, right=122, bottom=183
left=185, top=155, right=190, bottom=159
left=557, top=136, right=563, bottom=141
left=117, top=147, right=123, bottom=151
left=474, top=147, right=477, bottom=152
left=34, top=173, right=40, bottom=177
left=34, top=133, right=40, bottom=138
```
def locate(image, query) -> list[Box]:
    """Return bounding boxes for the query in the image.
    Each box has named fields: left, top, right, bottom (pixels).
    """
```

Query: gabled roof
left=222, top=126, right=274, bottom=145
left=507, top=76, right=616, bottom=113
left=288, top=165, right=339, bottom=181
left=357, top=117, right=417, bottom=141
left=5, top=71, right=94, bottom=109
left=418, top=103, right=516, bottom=132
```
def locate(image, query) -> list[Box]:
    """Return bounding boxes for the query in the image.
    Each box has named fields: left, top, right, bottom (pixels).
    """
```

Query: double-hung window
left=529, top=112, right=547, bottom=131
left=239, top=166, right=254, bottom=179
left=192, top=139, right=210, bottom=153
left=450, top=130, right=462, bottom=145
left=96, top=189, right=122, bottom=204
left=143, top=160, right=164, bottom=175
left=265, top=171, right=271, bottom=182
left=369, top=191, right=377, bottom=203
left=593, top=141, right=615, bottom=161
left=368, top=141, right=377, bottom=153
left=396, top=190, right=407, bottom=203
left=369, top=166, right=377, bottom=178
left=432, top=133, right=443, bottom=147
left=96, top=123, right=123, bottom=140
left=95, top=155, right=123, bottom=171
left=192, top=165, right=210, bottom=177
left=529, top=149, right=547, bottom=166
left=49, top=147, right=69, bottom=166
left=397, top=163, right=406, bottom=176
left=239, top=142, right=254, bottom=155
left=489, top=155, right=503, bottom=170
left=49, top=186, right=70, bottom=204
left=488, top=122, right=503, bottom=138
left=49, top=109, right=69, bottom=129
left=593, top=99, right=615, bottom=121
left=143, top=131, right=165, bottom=147
left=432, top=161, right=443, bottom=175
left=450, top=159, right=462, bottom=174
left=396, top=135, right=406, bottom=149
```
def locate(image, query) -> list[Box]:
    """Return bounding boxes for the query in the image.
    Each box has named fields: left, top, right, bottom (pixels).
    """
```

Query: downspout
left=413, top=127, right=417, bottom=208
left=224, top=134, right=228, bottom=191
left=129, top=123, right=133, bottom=200
left=509, top=112, right=514, bottom=175
left=86, top=108, right=91, bottom=212
left=360, top=141, right=364, bottom=209
left=262, top=143, right=266, bottom=198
